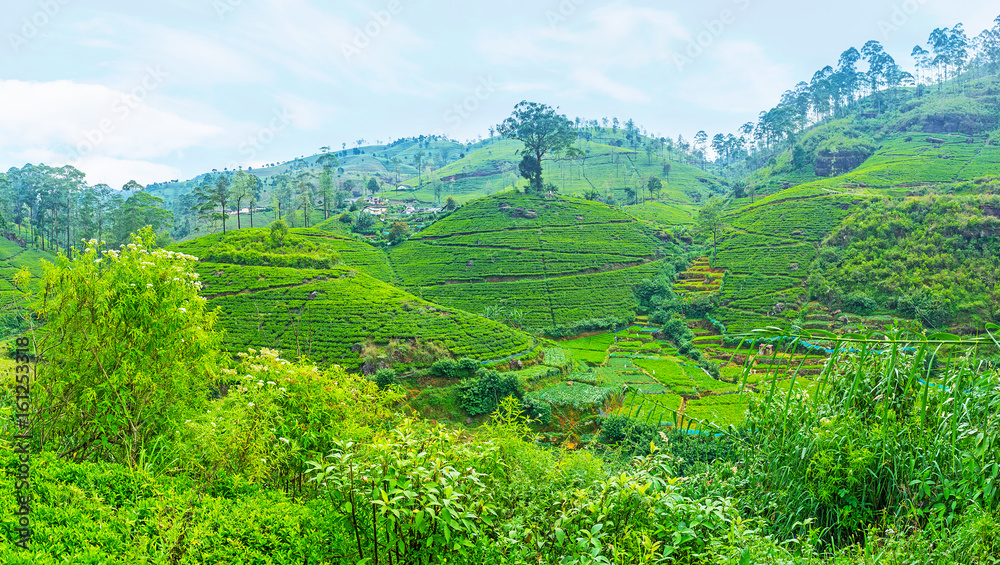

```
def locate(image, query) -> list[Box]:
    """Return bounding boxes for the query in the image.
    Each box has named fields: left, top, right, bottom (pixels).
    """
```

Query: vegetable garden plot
left=616, top=390, right=683, bottom=425
left=560, top=333, right=616, bottom=352
left=528, top=382, right=620, bottom=411
left=682, top=394, right=747, bottom=428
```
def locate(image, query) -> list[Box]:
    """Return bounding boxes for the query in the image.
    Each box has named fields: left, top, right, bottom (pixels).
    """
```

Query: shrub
left=430, top=356, right=480, bottom=379
left=520, top=396, right=552, bottom=425
left=269, top=219, right=289, bottom=246
left=30, top=228, right=222, bottom=465
left=843, top=291, right=877, bottom=314
left=458, top=369, right=522, bottom=416
left=373, top=368, right=397, bottom=389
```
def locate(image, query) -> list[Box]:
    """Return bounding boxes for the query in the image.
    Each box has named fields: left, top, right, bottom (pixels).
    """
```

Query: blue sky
left=1, top=0, right=996, bottom=188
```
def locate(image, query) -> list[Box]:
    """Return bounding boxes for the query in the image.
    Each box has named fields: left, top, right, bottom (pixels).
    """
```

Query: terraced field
left=531, top=324, right=831, bottom=431
left=171, top=227, right=396, bottom=282
left=194, top=263, right=536, bottom=368
left=624, top=201, right=698, bottom=226
left=400, top=134, right=724, bottom=205
left=169, top=230, right=537, bottom=369
left=0, top=237, right=58, bottom=309
left=391, top=193, right=672, bottom=329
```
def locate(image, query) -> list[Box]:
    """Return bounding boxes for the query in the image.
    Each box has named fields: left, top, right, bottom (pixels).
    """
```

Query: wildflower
left=179, top=308, right=187, bottom=313
left=146, top=283, right=153, bottom=288
left=279, top=437, right=290, bottom=444
left=248, top=402, right=255, bottom=407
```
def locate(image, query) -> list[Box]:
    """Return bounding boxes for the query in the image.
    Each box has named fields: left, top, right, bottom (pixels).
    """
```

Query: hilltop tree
left=496, top=101, right=576, bottom=193
left=366, top=178, right=380, bottom=199
left=122, top=179, right=143, bottom=192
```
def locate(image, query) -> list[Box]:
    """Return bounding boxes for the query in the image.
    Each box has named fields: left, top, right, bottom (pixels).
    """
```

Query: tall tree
left=115, top=191, right=173, bottom=243
left=229, top=170, right=259, bottom=230
left=194, top=173, right=232, bottom=234
left=317, top=150, right=340, bottom=220
left=697, top=197, right=725, bottom=258
left=496, top=101, right=576, bottom=193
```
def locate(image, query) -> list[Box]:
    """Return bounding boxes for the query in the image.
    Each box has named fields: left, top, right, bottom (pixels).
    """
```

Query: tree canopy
left=496, top=101, right=576, bottom=192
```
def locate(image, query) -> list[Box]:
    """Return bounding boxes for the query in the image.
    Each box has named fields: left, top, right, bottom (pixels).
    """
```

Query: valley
left=4, top=11, right=1000, bottom=563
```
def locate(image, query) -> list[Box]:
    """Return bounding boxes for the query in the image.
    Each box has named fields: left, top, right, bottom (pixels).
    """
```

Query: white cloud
left=273, top=92, right=337, bottom=131
left=0, top=79, right=224, bottom=184
left=568, top=68, right=652, bottom=103
left=674, top=40, right=794, bottom=114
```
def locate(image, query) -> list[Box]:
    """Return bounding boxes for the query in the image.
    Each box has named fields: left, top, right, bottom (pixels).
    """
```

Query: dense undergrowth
left=2, top=229, right=1000, bottom=564
left=813, top=193, right=1000, bottom=328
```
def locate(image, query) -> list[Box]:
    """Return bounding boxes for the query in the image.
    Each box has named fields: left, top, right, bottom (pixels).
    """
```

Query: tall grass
left=734, top=324, right=1000, bottom=544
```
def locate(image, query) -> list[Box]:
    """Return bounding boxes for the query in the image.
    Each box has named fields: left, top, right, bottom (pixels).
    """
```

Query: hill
left=390, top=192, right=682, bottom=330
left=399, top=134, right=726, bottom=205
left=169, top=228, right=538, bottom=369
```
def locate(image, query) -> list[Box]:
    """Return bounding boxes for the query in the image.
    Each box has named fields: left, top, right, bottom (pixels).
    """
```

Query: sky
left=1, top=0, right=997, bottom=188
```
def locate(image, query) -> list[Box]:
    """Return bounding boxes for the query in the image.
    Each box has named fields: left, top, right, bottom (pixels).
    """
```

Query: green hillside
left=0, top=237, right=58, bottom=337
left=401, top=134, right=725, bottom=205
left=391, top=192, right=677, bottom=329
left=169, top=229, right=537, bottom=369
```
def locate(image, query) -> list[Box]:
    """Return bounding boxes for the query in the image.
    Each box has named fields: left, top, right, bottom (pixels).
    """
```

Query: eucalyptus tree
left=193, top=173, right=232, bottom=234
left=229, top=170, right=260, bottom=230
left=317, top=150, right=340, bottom=219
left=114, top=191, right=173, bottom=245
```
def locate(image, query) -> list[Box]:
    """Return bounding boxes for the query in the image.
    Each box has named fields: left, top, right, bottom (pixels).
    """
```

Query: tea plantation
left=391, top=192, right=673, bottom=330
left=166, top=229, right=537, bottom=369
